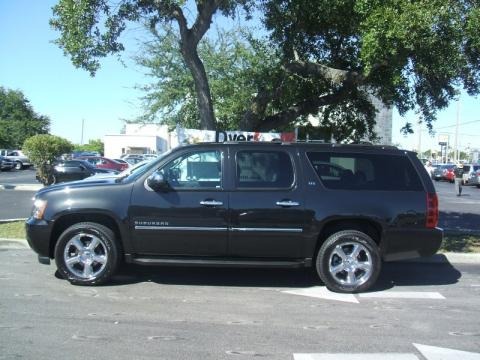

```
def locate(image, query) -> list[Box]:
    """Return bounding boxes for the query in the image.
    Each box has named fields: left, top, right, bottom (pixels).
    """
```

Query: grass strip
left=0, top=221, right=26, bottom=239
left=441, top=233, right=480, bottom=253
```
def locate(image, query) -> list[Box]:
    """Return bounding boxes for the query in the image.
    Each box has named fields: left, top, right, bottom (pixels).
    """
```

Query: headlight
left=32, top=199, right=48, bottom=220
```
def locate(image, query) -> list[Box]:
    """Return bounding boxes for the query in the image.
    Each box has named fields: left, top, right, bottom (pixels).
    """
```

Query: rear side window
left=236, top=150, right=294, bottom=189
left=307, top=152, right=423, bottom=191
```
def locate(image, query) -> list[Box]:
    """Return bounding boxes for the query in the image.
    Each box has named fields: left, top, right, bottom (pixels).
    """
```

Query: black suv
left=26, top=142, right=442, bottom=293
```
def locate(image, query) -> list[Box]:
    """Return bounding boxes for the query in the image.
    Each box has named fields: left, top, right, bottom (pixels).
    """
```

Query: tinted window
left=307, top=152, right=423, bottom=191
left=236, top=150, right=294, bottom=188
left=159, top=150, right=222, bottom=189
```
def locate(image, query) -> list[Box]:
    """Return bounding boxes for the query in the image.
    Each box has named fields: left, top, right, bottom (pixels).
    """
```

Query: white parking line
left=413, top=343, right=480, bottom=360
left=358, top=291, right=445, bottom=300
left=293, top=354, right=418, bottom=360
left=283, top=287, right=359, bottom=303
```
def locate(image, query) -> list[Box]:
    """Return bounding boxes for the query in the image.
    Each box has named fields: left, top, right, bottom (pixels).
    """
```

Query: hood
left=35, top=177, right=120, bottom=197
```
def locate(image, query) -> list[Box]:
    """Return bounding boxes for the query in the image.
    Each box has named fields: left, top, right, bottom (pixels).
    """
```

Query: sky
left=1, top=0, right=479, bottom=153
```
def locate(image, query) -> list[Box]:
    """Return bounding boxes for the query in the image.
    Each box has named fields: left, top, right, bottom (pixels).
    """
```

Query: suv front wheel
left=54, top=222, right=120, bottom=285
left=316, top=230, right=381, bottom=293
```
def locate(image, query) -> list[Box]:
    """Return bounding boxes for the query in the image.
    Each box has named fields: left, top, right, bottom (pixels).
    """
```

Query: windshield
left=116, top=150, right=173, bottom=183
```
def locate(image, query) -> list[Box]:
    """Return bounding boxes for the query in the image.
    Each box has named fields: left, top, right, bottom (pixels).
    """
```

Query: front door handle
left=200, top=200, right=223, bottom=207
left=276, top=200, right=300, bottom=207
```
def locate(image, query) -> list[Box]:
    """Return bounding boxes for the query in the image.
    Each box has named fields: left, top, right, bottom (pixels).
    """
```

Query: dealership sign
left=174, top=127, right=296, bottom=146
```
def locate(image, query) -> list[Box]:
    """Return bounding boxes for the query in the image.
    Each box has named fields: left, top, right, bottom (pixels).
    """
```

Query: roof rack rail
left=295, top=140, right=327, bottom=143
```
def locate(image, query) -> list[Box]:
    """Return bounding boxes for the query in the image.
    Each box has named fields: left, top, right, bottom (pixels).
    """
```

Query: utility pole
left=454, top=100, right=460, bottom=162
left=81, top=118, right=85, bottom=145
left=417, top=118, right=422, bottom=156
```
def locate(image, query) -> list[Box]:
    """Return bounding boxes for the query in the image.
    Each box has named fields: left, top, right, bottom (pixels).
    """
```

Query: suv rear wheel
left=316, top=230, right=381, bottom=293
left=54, top=222, right=120, bottom=285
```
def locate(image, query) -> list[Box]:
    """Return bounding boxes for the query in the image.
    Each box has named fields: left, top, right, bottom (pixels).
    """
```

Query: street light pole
left=454, top=100, right=460, bottom=162
left=417, top=118, right=422, bottom=157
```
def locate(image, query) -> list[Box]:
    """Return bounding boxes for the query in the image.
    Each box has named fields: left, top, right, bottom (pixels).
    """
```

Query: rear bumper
left=382, top=227, right=443, bottom=262
left=25, top=217, right=53, bottom=261
left=464, top=177, right=480, bottom=186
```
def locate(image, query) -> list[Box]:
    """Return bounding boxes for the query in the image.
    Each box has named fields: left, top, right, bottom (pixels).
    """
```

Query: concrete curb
left=0, top=218, right=27, bottom=223
left=0, top=238, right=29, bottom=249
left=0, top=183, right=43, bottom=191
left=0, top=238, right=478, bottom=264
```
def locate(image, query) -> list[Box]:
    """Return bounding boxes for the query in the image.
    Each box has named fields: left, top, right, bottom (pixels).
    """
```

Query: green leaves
left=50, top=0, right=139, bottom=75
left=23, top=134, right=74, bottom=185
left=0, top=87, right=50, bottom=149
left=74, top=139, right=104, bottom=154
left=135, top=25, right=280, bottom=131
left=23, top=134, right=73, bottom=166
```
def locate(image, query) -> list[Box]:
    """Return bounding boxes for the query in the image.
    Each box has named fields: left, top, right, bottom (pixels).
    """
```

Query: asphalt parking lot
left=0, top=246, right=479, bottom=360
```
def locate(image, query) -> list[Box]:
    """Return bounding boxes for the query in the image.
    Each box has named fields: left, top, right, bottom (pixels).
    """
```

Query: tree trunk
left=181, top=43, right=216, bottom=130
left=172, top=2, right=218, bottom=131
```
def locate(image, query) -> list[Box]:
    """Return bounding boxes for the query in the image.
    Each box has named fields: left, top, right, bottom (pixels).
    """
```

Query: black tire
left=315, top=230, right=381, bottom=293
left=15, top=161, right=23, bottom=170
left=54, top=222, right=120, bottom=285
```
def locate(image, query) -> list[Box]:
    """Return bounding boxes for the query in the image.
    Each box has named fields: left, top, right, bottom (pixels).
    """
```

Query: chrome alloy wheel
left=63, top=233, right=108, bottom=279
left=328, top=241, right=373, bottom=287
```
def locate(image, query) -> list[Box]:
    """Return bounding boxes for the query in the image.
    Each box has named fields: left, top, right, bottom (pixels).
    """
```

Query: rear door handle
left=276, top=200, right=300, bottom=207
left=200, top=200, right=223, bottom=207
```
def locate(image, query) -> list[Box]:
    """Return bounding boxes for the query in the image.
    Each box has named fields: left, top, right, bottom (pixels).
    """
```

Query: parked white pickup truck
left=0, top=149, right=32, bottom=170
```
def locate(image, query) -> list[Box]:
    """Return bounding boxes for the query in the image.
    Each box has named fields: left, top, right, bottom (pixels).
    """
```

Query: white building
left=104, top=124, right=170, bottom=159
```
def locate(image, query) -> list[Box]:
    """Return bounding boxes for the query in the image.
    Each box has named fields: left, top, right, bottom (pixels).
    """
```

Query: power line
left=435, top=119, right=480, bottom=130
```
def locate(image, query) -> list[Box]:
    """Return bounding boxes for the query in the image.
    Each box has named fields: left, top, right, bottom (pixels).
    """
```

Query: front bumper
left=25, top=217, right=53, bottom=261
left=382, top=227, right=443, bottom=262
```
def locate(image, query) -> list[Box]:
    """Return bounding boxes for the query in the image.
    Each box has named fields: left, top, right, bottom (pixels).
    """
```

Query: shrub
left=23, top=134, right=73, bottom=185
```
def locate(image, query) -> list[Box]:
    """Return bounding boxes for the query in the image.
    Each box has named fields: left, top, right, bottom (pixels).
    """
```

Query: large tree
left=51, top=0, right=251, bottom=131
left=51, top=0, right=480, bottom=139
left=0, top=87, right=50, bottom=149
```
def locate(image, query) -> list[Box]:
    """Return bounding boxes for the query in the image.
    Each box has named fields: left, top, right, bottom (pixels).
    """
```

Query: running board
left=130, top=256, right=312, bottom=268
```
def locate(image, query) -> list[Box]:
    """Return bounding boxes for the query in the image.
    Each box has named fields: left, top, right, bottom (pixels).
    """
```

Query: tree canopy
left=0, top=87, right=50, bottom=149
left=261, top=0, right=480, bottom=134
left=51, top=0, right=480, bottom=141
left=73, top=139, right=104, bottom=155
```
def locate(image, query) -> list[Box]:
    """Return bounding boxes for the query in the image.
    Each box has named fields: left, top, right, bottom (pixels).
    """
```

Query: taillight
left=426, top=193, right=439, bottom=228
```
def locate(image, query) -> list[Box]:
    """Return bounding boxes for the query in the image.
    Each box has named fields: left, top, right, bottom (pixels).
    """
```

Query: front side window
left=158, top=150, right=222, bottom=189
left=307, top=152, right=423, bottom=191
left=235, top=150, right=294, bottom=189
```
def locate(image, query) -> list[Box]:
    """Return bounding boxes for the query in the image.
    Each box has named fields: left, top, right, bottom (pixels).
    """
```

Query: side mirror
left=147, top=172, right=171, bottom=192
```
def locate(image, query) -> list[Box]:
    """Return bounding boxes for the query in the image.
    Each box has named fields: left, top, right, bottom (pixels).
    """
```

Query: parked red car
left=79, top=156, right=129, bottom=172
left=442, top=165, right=455, bottom=183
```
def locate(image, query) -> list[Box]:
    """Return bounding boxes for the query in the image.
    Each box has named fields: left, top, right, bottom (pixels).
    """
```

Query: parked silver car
left=464, top=164, right=480, bottom=187
left=0, top=149, right=32, bottom=170
left=0, top=155, right=15, bottom=171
